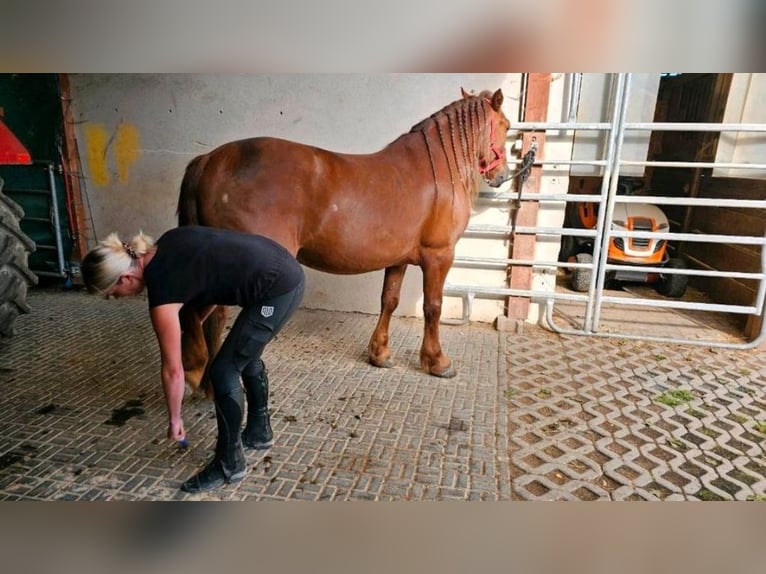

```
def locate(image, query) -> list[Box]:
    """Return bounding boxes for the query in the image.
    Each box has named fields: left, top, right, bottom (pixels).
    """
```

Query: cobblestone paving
left=0, top=288, right=764, bottom=501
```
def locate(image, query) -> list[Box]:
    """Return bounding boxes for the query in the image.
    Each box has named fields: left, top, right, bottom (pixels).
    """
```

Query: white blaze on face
left=222, top=193, right=229, bottom=204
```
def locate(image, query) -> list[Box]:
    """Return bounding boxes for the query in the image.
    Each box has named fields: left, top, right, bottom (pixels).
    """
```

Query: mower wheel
left=657, top=258, right=688, bottom=298
left=571, top=252, right=593, bottom=292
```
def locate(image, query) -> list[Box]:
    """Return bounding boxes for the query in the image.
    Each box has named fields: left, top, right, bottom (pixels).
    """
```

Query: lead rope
left=509, top=137, right=538, bottom=237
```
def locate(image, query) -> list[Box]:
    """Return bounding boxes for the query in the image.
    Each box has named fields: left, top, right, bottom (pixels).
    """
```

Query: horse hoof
left=431, top=366, right=457, bottom=378
left=369, top=357, right=395, bottom=369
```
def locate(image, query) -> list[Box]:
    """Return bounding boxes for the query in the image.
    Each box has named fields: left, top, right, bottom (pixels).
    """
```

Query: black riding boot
left=181, top=389, right=247, bottom=493
left=242, top=368, right=273, bottom=450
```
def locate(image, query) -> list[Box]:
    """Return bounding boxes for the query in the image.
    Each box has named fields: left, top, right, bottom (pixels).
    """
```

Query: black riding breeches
left=207, top=280, right=305, bottom=448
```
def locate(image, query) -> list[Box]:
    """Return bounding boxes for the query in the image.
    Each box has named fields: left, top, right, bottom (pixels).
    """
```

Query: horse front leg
left=368, top=264, right=407, bottom=369
left=420, top=251, right=457, bottom=378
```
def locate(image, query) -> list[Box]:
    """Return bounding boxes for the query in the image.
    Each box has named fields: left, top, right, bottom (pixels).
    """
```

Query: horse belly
left=297, top=245, right=415, bottom=274
left=298, top=217, right=420, bottom=274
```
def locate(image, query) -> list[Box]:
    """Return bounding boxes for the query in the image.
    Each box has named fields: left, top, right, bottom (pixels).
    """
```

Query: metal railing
left=444, top=73, right=766, bottom=349
left=2, top=161, right=68, bottom=278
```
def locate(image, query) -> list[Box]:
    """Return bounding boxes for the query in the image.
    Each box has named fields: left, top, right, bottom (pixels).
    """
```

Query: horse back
left=188, top=137, right=319, bottom=254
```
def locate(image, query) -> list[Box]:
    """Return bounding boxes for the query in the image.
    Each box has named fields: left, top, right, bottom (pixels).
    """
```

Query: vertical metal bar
left=582, top=73, right=626, bottom=332
left=519, top=73, right=528, bottom=122
left=590, top=74, right=632, bottom=332
left=755, top=231, right=766, bottom=312
left=567, top=73, right=583, bottom=123
left=45, top=162, right=66, bottom=277
left=750, top=294, right=766, bottom=348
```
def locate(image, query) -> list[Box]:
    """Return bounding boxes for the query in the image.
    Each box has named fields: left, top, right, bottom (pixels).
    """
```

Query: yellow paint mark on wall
left=114, top=123, right=141, bottom=183
left=84, top=123, right=110, bottom=186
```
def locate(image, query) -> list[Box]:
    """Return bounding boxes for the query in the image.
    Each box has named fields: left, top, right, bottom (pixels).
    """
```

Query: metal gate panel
left=444, top=73, right=766, bottom=349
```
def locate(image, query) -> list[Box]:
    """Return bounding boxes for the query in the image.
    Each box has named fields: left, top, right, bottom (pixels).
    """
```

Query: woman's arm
left=149, top=303, right=186, bottom=440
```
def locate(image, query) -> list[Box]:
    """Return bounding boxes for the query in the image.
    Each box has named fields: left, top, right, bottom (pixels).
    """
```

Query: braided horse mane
left=409, top=89, right=498, bottom=203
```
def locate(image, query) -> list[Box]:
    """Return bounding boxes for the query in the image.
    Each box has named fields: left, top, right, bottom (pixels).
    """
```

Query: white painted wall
left=715, top=73, right=766, bottom=180
left=69, top=74, right=520, bottom=322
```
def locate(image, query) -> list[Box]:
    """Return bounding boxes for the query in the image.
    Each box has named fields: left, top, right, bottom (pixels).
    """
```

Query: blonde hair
left=81, top=231, right=154, bottom=295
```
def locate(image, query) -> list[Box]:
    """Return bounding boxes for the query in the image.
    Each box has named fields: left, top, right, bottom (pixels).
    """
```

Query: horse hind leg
left=180, top=305, right=209, bottom=395
left=199, top=306, right=228, bottom=399
left=368, top=264, right=407, bottom=369
left=419, top=253, right=457, bottom=378
left=179, top=305, right=228, bottom=399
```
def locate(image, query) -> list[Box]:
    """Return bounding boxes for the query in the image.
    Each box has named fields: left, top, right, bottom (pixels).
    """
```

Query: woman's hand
left=168, top=418, right=185, bottom=442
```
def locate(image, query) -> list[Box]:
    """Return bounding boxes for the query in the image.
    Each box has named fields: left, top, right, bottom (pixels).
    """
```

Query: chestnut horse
left=177, top=88, right=511, bottom=393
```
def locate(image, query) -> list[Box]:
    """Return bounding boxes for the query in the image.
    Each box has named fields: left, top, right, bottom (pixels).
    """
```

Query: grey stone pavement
left=1, top=287, right=765, bottom=501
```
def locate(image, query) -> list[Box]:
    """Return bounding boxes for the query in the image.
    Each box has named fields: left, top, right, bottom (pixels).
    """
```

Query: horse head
left=462, top=87, right=511, bottom=187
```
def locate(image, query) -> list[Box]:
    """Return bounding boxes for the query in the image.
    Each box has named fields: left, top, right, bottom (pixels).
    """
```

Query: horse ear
left=491, top=88, right=504, bottom=110
left=461, top=87, right=471, bottom=99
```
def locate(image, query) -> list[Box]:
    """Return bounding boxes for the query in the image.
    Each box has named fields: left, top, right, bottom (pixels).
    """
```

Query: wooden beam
left=506, top=73, right=550, bottom=322
left=57, top=74, right=90, bottom=263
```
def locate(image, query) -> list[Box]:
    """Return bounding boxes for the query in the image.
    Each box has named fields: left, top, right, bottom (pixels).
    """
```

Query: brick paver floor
left=1, top=288, right=764, bottom=501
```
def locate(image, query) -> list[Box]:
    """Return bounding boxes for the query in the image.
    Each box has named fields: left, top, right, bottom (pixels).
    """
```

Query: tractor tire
left=0, top=176, right=37, bottom=339
left=558, top=234, right=577, bottom=262
left=656, top=257, right=688, bottom=298
left=571, top=252, right=593, bottom=292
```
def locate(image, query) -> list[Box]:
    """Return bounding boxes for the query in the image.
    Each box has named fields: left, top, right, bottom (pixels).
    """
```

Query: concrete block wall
left=69, top=74, right=520, bottom=322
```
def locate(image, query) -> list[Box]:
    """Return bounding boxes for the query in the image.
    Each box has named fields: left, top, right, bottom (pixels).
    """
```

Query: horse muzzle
left=485, top=164, right=512, bottom=187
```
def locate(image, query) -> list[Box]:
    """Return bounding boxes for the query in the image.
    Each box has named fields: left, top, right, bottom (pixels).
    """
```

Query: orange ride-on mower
left=558, top=178, right=688, bottom=298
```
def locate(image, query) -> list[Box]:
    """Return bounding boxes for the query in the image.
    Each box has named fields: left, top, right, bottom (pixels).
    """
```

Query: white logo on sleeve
left=261, top=305, right=274, bottom=318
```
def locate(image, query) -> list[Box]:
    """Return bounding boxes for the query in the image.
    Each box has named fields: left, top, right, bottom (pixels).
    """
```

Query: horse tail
left=177, top=154, right=210, bottom=226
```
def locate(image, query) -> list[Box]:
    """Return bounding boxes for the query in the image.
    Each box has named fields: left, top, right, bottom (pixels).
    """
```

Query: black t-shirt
left=144, top=226, right=304, bottom=309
